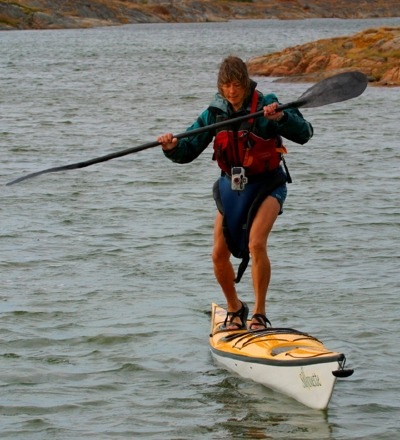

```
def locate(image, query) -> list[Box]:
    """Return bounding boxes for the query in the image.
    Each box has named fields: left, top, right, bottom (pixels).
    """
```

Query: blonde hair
left=217, top=56, right=251, bottom=97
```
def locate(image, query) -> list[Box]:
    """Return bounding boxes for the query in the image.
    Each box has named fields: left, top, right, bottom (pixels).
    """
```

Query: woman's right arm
left=159, top=109, right=216, bottom=164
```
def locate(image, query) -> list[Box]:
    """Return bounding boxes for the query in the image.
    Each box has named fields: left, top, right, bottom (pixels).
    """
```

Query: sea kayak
left=209, top=303, right=353, bottom=410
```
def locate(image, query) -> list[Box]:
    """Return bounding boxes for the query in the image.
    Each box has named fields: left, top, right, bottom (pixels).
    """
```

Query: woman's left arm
left=275, top=108, right=314, bottom=145
left=262, top=93, right=314, bottom=145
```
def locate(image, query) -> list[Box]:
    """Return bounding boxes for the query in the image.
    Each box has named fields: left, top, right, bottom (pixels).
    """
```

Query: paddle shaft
left=6, top=71, right=367, bottom=186
left=5, top=102, right=299, bottom=186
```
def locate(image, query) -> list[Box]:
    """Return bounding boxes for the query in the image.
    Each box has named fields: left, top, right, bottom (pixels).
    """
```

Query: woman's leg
left=212, top=212, right=242, bottom=316
left=248, top=195, right=281, bottom=326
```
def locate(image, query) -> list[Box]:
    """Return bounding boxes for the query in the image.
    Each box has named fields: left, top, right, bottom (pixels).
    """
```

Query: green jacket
left=164, top=82, right=313, bottom=164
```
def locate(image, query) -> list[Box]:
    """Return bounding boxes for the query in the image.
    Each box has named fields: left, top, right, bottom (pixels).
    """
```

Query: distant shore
left=1, top=0, right=400, bottom=31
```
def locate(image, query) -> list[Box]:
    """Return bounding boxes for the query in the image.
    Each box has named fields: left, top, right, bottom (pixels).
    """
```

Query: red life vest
left=213, top=91, right=286, bottom=176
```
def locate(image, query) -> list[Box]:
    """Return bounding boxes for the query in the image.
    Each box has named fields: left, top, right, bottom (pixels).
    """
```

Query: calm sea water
left=1, top=17, right=400, bottom=439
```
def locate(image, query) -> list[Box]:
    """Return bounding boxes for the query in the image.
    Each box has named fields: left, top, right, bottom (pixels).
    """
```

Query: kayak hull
left=209, top=303, right=352, bottom=410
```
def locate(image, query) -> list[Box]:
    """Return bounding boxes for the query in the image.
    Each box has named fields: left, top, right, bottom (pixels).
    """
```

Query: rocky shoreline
left=1, top=0, right=400, bottom=31
left=248, top=27, right=400, bottom=86
left=1, top=1, right=400, bottom=86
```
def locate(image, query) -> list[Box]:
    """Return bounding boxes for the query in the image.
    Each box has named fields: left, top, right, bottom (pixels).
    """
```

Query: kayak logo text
left=299, top=368, right=322, bottom=389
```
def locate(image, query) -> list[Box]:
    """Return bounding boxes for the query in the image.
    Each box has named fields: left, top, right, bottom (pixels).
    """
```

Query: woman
left=158, top=56, right=313, bottom=330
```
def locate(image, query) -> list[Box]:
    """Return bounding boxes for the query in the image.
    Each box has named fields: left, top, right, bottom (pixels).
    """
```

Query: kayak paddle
left=6, top=71, right=367, bottom=186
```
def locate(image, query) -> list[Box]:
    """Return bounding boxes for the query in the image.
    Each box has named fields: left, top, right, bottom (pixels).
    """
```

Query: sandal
left=249, top=314, right=271, bottom=330
left=220, top=301, right=249, bottom=330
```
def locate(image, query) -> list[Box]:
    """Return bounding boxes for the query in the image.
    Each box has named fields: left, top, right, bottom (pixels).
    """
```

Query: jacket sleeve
left=163, top=109, right=216, bottom=164
left=262, top=93, right=314, bottom=145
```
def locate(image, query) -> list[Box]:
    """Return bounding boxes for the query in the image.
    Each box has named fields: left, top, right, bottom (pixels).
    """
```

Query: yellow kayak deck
left=210, top=303, right=344, bottom=367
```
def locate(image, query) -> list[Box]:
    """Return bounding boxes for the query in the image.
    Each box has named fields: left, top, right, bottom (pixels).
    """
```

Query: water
left=1, top=17, right=400, bottom=439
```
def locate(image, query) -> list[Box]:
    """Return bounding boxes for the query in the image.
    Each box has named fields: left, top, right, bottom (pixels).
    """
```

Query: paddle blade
left=6, top=140, right=161, bottom=186
left=298, top=71, right=368, bottom=108
left=6, top=168, right=59, bottom=186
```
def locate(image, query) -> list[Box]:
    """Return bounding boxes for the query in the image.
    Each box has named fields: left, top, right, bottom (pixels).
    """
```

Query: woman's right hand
left=157, top=133, right=178, bottom=151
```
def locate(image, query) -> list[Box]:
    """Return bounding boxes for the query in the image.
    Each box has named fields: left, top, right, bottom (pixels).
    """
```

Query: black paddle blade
left=5, top=140, right=160, bottom=186
left=6, top=166, right=65, bottom=186
left=298, top=71, right=368, bottom=109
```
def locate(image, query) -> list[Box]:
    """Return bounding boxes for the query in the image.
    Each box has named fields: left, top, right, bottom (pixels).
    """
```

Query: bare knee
left=212, top=241, right=230, bottom=267
left=213, top=212, right=231, bottom=267
left=248, top=237, right=267, bottom=258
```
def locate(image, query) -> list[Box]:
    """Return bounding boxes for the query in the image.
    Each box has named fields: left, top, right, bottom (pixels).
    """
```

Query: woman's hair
left=217, top=56, right=251, bottom=97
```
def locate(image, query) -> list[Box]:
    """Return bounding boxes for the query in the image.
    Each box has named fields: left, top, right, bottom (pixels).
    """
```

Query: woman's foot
left=220, top=301, right=249, bottom=330
left=249, top=313, right=271, bottom=330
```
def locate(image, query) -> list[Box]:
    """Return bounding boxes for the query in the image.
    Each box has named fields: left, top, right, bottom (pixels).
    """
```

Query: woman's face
left=221, top=81, right=247, bottom=111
